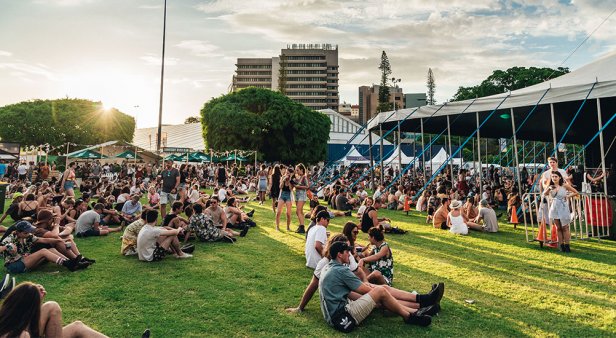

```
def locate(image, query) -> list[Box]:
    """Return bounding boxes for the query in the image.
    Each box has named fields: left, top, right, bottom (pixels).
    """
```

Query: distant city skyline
left=0, top=0, right=614, bottom=128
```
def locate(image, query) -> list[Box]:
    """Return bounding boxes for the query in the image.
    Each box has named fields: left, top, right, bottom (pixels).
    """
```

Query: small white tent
left=384, top=146, right=417, bottom=168
left=427, top=148, right=462, bottom=174
left=338, top=146, right=370, bottom=166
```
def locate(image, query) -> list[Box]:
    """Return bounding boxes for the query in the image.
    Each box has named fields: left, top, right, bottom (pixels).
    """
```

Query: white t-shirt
left=137, top=224, right=163, bottom=262
left=305, top=224, right=327, bottom=269
left=314, top=254, right=358, bottom=279
left=218, top=189, right=227, bottom=202
left=188, top=189, right=200, bottom=203
left=17, top=164, right=27, bottom=175
left=357, top=205, right=367, bottom=216
left=540, top=168, right=569, bottom=190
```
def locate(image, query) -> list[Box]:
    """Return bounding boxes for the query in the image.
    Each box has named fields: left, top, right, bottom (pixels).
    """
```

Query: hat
left=450, top=200, right=462, bottom=209
left=15, top=221, right=36, bottom=233
left=480, top=199, right=489, bottom=207
left=316, top=210, right=332, bottom=221
left=12, top=192, right=23, bottom=199
left=329, top=242, right=353, bottom=259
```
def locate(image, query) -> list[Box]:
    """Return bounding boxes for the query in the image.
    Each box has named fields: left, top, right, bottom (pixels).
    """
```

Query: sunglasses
left=352, top=231, right=359, bottom=234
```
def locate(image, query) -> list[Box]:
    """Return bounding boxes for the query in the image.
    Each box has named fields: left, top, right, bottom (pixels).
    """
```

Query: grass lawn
left=3, top=192, right=615, bottom=337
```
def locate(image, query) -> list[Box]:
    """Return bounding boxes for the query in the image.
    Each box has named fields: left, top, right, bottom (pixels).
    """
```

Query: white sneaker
left=177, top=253, right=193, bottom=259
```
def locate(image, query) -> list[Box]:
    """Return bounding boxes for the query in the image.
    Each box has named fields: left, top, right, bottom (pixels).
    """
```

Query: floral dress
left=369, top=242, right=394, bottom=286
left=189, top=213, right=225, bottom=242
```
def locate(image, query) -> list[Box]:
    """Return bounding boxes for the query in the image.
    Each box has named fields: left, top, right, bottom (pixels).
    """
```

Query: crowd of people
left=0, top=152, right=612, bottom=335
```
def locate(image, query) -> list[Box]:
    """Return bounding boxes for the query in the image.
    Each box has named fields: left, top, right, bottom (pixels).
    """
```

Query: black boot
left=560, top=244, right=566, bottom=252
left=296, top=225, right=305, bottom=234
left=565, top=244, right=571, bottom=253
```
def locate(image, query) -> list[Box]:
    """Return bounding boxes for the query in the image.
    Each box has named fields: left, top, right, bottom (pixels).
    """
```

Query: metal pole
left=420, top=118, right=425, bottom=180
left=476, top=112, right=482, bottom=197
left=65, top=142, right=69, bottom=169
left=156, top=0, right=168, bottom=153
left=596, top=99, right=608, bottom=196
left=510, top=109, right=523, bottom=195
left=379, top=124, right=384, bottom=183
left=550, top=103, right=557, bottom=155
left=368, top=131, right=375, bottom=189
left=446, top=115, right=454, bottom=184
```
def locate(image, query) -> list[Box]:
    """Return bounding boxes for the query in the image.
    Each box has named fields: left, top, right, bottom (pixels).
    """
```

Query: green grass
left=3, top=193, right=615, bottom=337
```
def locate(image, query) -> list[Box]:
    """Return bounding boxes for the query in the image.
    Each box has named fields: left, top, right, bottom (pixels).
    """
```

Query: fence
left=521, top=192, right=612, bottom=245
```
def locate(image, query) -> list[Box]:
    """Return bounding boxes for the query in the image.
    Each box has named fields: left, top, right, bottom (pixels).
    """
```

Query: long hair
left=323, top=233, right=348, bottom=258
left=342, top=222, right=359, bottom=247
left=550, top=170, right=564, bottom=186
left=0, top=282, right=41, bottom=337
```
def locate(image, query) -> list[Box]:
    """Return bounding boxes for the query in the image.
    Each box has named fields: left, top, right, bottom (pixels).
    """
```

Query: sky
left=0, top=0, right=615, bottom=128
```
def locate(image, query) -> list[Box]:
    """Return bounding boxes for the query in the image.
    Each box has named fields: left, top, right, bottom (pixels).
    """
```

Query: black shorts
left=152, top=243, right=166, bottom=261
left=440, top=222, right=449, bottom=230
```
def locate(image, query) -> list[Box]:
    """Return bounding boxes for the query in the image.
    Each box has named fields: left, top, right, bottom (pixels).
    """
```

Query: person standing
left=545, top=171, right=579, bottom=252
left=160, top=160, right=180, bottom=220
left=294, top=164, right=310, bottom=234
left=60, top=162, right=77, bottom=198
left=275, top=167, right=294, bottom=231
left=269, top=165, right=281, bottom=213
left=257, top=164, right=268, bottom=206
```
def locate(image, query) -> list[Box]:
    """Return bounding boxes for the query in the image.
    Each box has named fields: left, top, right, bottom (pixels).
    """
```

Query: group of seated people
left=429, top=197, right=499, bottom=235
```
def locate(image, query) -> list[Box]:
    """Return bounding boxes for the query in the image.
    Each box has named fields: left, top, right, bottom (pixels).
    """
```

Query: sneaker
left=246, top=209, right=255, bottom=218
left=285, top=307, right=303, bottom=314
left=62, top=259, right=79, bottom=271
left=295, top=225, right=305, bottom=234
left=344, top=211, right=352, bottom=217
left=81, top=257, right=96, bottom=264
left=240, top=225, right=249, bottom=237
left=405, top=313, right=432, bottom=326
left=416, top=303, right=441, bottom=317
left=177, top=253, right=193, bottom=259
left=180, top=243, right=195, bottom=254
left=142, top=329, right=151, bottom=338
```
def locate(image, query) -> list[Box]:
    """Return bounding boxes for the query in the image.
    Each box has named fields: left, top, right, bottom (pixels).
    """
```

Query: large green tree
left=452, top=66, right=569, bottom=101
left=201, top=88, right=331, bottom=164
left=377, top=51, right=393, bottom=112
left=0, top=98, right=135, bottom=149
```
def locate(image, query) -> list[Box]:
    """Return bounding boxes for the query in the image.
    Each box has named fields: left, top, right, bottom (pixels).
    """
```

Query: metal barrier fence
left=522, top=192, right=612, bottom=245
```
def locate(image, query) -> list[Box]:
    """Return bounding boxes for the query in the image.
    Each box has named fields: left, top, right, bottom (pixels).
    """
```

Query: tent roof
left=338, top=146, right=370, bottom=165
left=383, top=145, right=416, bottom=165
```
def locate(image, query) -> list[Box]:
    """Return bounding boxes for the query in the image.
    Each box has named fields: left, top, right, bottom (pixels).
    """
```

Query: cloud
left=0, top=62, right=59, bottom=81
left=175, top=40, right=222, bottom=57
left=32, top=0, right=95, bottom=6
left=140, top=53, right=179, bottom=66
left=139, top=4, right=162, bottom=10
left=0, top=51, right=12, bottom=57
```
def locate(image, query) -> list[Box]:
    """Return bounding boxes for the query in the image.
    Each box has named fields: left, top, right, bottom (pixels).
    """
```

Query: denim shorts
left=63, top=180, right=75, bottom=191
left=279, top=191, right=292, bottom=202
left=6, top=259, right=26, bottom=273
left=295, top=190, right=307, bottom=202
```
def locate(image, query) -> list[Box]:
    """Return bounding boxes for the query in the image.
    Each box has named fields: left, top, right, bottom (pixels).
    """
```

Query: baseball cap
left=15, top=220, right=36, bottom=233
left=329, top=242, right=353, bottom=259
left=316, top=210, right=332, bottom=221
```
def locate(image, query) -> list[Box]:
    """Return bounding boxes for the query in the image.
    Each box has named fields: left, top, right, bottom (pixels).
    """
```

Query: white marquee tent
left=337, top=146, right=371, bottom=166
left=383, top=146, right=417, bottom=168
left=427, top=148, right=463, bottom=174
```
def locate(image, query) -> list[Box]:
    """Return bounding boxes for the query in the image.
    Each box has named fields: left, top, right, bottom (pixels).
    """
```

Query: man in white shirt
left=137, top=210, right=192, bottom=261
left=17, top=162, right=28, bottom=181
left=305, top=210, right=330, bottom=269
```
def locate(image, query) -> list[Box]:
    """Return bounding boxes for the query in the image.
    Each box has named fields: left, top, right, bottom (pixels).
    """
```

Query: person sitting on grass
left=319, top=241, right=440, bottom=332
left=359, top=197, right=405, bottom=234
left=472, top=199, right=499, bottom=233
left=136, top=210, right=192, bottom=262
left=188, top=204, right=241, bottom=243
left=0, top=282, right=110, bottom=338
left=31, top=210, right=93, bottom=265
left=357, top=227, right=394, bottom=286
left=162, top=201, right=188, bottom=230
left=224, top=197, right=255, bottom=229
left=0, top=192, right=24, bottom=226
left=287, top=234, right=444, bottom=315
left=121, top=211, right=147, bottom=256
left=121, top=194, right=143, bottom=224
left=305, top=210, right=330, bottom=269
left=75, top=204, right=122, bottom=237
left=1, top=221, right=88, bottom=273
left=432, top=197, right=450, bottom=230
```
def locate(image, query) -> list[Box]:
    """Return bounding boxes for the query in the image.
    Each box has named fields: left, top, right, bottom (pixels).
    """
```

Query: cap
left=480, top=199, right=489, bottom=207
left=316, top=210, right=332, bottom=221
left=15, top=220, right=36, bottom=233
left=329, top=242, right=353, bottom=259
left=12, top=192, right=24, bottom=199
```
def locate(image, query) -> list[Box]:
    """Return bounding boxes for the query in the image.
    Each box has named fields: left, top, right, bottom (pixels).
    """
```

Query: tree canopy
left=452, top=66, right=570, bottom=101
left=0, top=98, right=135, bottom=149
left=201, top=88, right=331, bottom=164
left=184, top=116, right=201, bottom=124
left=377, top=51, right=393, bottom=112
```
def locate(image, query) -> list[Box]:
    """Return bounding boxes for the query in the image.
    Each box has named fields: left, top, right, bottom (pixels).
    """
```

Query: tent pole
left=420, top=118, right=425, bottom=181
left=510, top=109, right=523, bottom=195
left=596, top=98, right=608, bottom=196
left=379, top=124, right=384, bottom=183
left=368, top=131, right=375, bottom=190
left=458, top=135, right=463, bottom=168
left=446, top=115, right=454, bottom=184
left=550, top=103, right=558, bottom=155
left=397, top=130, right=402, bottom=174
left=429, top=134, right=433, bottom=178
left=476, top=112, right=482, bottom=197
left=485, top=138, right=488, bottom=176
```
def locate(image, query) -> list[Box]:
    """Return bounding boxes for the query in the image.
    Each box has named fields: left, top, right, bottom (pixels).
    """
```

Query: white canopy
left=426, top=148, right=462, bottom=174
left=383, top=146, right=417, bottom=167
left=368, top=51, right=616, bottom=130
left=337, top=146, right=370, bottom=166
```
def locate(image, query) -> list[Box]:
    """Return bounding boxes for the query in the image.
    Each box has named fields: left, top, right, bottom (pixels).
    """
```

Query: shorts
left=77, top=229, right=101, bottom=237
left=18, top=174, right=27, bottom=181
left=278, top=191, right=292, bottom=202
left=345, top=293, right=376, bottom=324
left=5, top=259, right=27, bottom=273
left=63, top=180, right=75, bottom=190
left=295, top=190, right=307, bottom=202
left=152, top=243, right=166, bottom=261
left=160, top=191, right=177, bottom=205
left=439, top=222, right=448, bottom=230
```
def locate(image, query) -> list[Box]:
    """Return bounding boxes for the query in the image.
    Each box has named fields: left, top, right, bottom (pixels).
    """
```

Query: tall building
left=357, top=85, right=404, bottom=125
left=232, top=44, right=339, bottom=111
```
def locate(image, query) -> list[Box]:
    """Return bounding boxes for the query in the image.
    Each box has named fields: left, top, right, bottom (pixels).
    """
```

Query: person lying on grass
left=121, top=211, right=147, bottom=256
left=136, top=210, right=192, bottom=262
left=1, top=221, right=90, bottom=273
left=74, top=204, right=122, bottom=237
left=287, top=233, right=445, bottom=316
left=0, top=281, right=110, bottom=338
left=319, top=241, right=442, bottom=331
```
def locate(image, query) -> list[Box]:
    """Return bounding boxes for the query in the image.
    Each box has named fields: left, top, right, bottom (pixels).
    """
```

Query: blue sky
left=0, top=0, right=614, bottom=128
